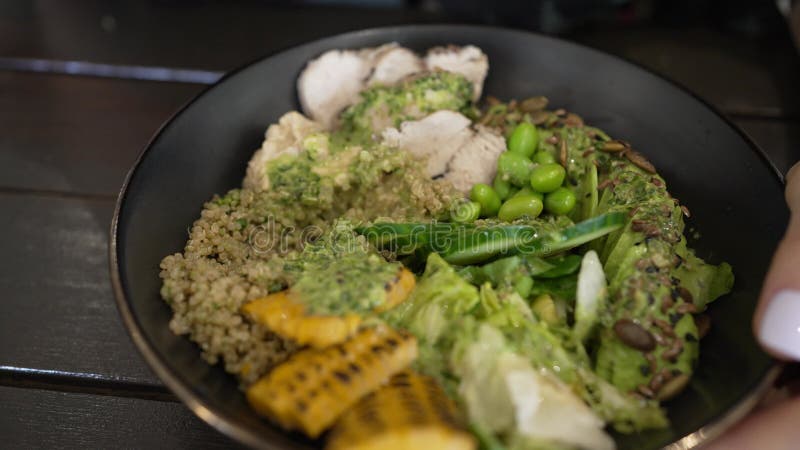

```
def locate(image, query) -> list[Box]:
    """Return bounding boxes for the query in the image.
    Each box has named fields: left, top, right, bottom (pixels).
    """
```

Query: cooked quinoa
left=159, top=141, right=457, bottom=387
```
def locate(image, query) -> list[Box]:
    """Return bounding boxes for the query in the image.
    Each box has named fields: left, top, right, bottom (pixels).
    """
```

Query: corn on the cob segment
left=242, top=268, right=415, bottom=348
left=326, top=371, right=476, bottom=450
left=374, top=268, right=416, bottom=313
left=242, top=291, right=361, bottom=348
left=246, top=325, right=418, bottom=438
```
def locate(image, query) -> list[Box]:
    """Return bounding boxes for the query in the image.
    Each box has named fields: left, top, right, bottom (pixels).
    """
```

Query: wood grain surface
left=0, top=385, right=241, bottom=448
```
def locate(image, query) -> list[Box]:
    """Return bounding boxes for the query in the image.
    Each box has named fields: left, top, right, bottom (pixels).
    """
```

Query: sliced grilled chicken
left=298, top=44, right=487, bottom=129
left=443, top=125, right=505, bottom=193
left=424, top=45, right=489, bottom=101
left=382, top=112, right=506, bottom=194
left=297, top=49, right=372, bottom=129
left=365, top=44, right=424, bottom=87
left=244, top=111, right=322, bottom=190
left=381, top=110, right=472, bottom=177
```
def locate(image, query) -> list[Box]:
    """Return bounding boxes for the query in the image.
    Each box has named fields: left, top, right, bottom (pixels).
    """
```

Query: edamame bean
left=512, top=186, right=544, bottom=202
left=532, top=151, right=556, bottom=165
left=530, top=163, right=566, bottom=193
left=493, top=176, right=513, bottom=200
left=498, top=195, right=543, bottom=221
left=451, top=200, right=481, bottom=223
left=507, top=122, right=539, bottom=158
left=470, top=183, right=502, bottom=217
left=544, top=187, right=577, bottom=215
left=497, top=152, right=533, bottom=187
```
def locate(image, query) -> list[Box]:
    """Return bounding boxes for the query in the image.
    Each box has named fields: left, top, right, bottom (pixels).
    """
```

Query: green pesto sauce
left=287, top=223, right=402, bottom=316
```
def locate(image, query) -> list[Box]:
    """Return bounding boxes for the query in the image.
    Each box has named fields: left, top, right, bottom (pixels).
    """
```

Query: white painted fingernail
left=758, top=290, right=800, bottom=360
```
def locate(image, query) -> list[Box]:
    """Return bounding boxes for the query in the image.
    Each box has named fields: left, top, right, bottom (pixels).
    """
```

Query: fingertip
left=756, top=290, right=800, bottom=361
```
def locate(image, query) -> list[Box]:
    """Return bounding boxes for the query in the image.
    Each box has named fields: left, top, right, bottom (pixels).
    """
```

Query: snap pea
left=498, top=195, right=544, bottom=222
left=497, top=152, right=533, bottom=187
left=532, top=151, right=556, bottom=165
left=507, top=122, right=539, bottom=158
left=451, top=200, right=481, bottom=223
left=544, top=187, right=577, bottom=215
left=530, top=163, right=566, bottom=193
left=470, top=183, right=502, bottom=217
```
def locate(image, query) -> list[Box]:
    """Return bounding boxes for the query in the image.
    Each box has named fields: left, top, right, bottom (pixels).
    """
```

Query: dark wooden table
left=1, top=1, right=798, bottom=448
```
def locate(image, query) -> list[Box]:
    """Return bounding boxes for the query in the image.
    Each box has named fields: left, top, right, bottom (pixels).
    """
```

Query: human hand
left=704, top=162, right=800, bottom=449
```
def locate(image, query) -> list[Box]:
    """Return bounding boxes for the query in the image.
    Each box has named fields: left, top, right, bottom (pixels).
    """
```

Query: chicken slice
left=297, top=49, right=372, bottom=129
left=443, top=125, right=505, bottom=193
left=382, top=111, right=506, bottom=194
left=244, top=111, right=323, bottom=190
left=381, top=110, right=472, bottom=177
left=424, top=45, right=489, bottom=101
left=365, top=44, right=424, bottom=87
left=298, top=43, right=487, bottom=129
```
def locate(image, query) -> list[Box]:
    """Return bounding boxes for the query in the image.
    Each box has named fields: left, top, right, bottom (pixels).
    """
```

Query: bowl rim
left=109, top=23, right=783, bottom=450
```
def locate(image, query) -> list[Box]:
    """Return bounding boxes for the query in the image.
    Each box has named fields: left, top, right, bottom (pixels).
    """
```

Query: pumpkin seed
left=657, top=374, right=690, bottom=401
left=600, top=140, right=628, bottom=153
left=614, top=318, right=656, bottom=352
left=625, top=150, right=657, bottom=173
left=520, top=96, right=548, bottom=112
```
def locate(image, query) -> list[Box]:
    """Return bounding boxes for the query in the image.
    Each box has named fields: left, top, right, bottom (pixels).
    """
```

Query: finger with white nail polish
left=754, top=161, right=800, bottom=360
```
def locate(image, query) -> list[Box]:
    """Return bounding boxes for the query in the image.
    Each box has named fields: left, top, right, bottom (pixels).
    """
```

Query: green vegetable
left=544, top=187, right=577, bottom=215
left=507, top=122, right=539, bottom=158
left=451, top=200, right=481, bottom=223
left=471, top=183, right=502, bottom=217
left=360, top=212, right=626, bottom=266
left=513, top=276, right=534, bottom=298
left=529, top=163, right=566, bottom=193
left=511, top=186, right=544, bottom=202
left=536, top=254, right=582, bottom=279
left=497, top=152, right=534, bottom=187
left=579, top=162, right=599, bottom=221
left=493, top=176, right=514, bottom=200
left=532, top=151, right=556, bottom=165
left=498, top=195, right=544, bottom=222
left=383, top=253, right=480, bottom=376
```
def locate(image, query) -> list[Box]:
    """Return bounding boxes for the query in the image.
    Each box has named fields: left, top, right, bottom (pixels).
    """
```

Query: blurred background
left=1, top=0, right=798, bottom=174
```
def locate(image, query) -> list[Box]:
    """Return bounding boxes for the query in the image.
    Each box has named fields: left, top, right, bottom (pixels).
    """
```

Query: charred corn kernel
left=246, top=325, right=417, bottom=438
left=242, top=291, right=362, bottom=348
left=375, top=268, right=416, bottom=313
left=326, top=371, right=476, bottom=450
left=242, top=268, right=414, bottom=348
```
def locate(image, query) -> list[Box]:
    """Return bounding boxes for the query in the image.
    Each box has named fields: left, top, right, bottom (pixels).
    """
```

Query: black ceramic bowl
left=111, top=25, right=787, bottom=449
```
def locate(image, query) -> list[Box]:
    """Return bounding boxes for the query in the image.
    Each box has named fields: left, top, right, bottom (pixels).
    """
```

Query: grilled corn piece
left=242, top=268, right=415, bottom=348
left=246, top=325, right=418, bottom=438
left=326, top=371, right=476, bottom=450
left=242, top=291, right=361, bottom=348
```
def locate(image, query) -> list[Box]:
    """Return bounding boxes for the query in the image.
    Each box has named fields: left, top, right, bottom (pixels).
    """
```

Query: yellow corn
left=326, top=371, right=476, bottom=450
left=246, top=325, right=417, bottom=438
left=242, top=268, right=415, bottom=348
